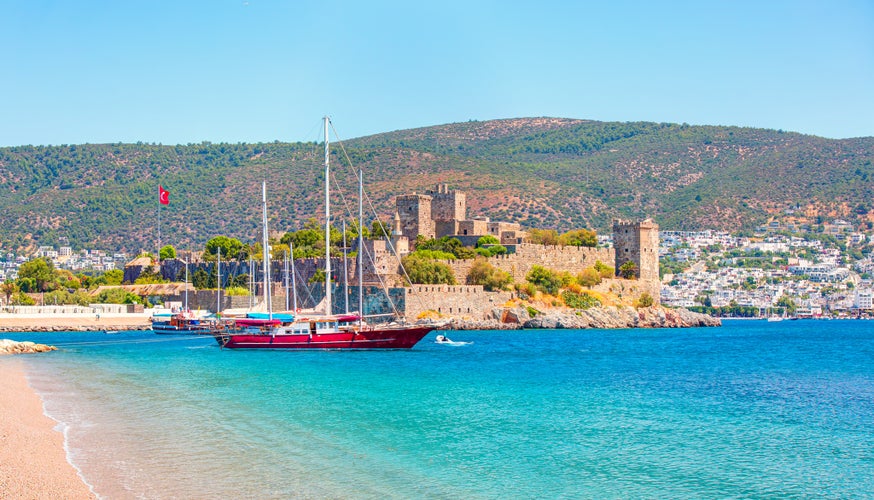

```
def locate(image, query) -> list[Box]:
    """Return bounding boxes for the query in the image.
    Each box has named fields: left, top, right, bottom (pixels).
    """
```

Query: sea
left=8, top=319, right=874, bottom=499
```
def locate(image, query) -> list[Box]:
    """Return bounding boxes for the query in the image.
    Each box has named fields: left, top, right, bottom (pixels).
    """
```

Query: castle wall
left=435, top=220, right=459, bottom=239
left=457, top=219, right=489, bottom=237
left=404, top=284, right=513, bottom=320
left=487, top=221, right=521, bottom=237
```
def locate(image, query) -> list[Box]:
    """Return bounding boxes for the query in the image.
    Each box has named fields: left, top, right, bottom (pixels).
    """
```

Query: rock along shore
left=0, top=324, right=151, bottom=333
left=449, top=305, right=721, bottom=330
left=0, top=339, right=58, bottom=354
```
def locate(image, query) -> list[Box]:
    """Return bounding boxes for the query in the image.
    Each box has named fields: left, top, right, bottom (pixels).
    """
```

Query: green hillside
left=1, top=118, right=872, bottom=253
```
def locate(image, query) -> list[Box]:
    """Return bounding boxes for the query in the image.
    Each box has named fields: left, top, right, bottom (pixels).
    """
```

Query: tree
left=776, top=295, right=797, bottom=314
left=593, top=260, right=614, bottom=279
left=559, top=229, right=597, bottom=247
left=97, top=269, right=124, bottom=286
left=159, top=245, right=177, bottom=261
left=636, top=292, right=654, bottom=308
left=526, top=265, right=561, bottom=295
left=527, top=228, right=559, bottom=246
left=18, top=258, right=56, bottom=292
left=476, top=235, right=500, bottom=247
left=95, top=288, right=141, bottom=305
left=466, top=258, right=512, bottom=291
left=1, top=281, right=19, bottom=305
left=619, top=261, right=638, bottom=279
left=370, top=219, right=390, bottom=240
left=204, top=236, right=245, bottom=261
left=402, top=254, right=456, bottom=285
left=191, top=268, right=209, bottom=289
left=577, top=267, right=601, bottom=288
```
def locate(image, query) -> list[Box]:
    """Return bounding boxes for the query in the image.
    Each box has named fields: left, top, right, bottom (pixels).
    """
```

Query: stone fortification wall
left=441, top=244, right=615, bottom=284
left=404, top=285, right=513, bottom=321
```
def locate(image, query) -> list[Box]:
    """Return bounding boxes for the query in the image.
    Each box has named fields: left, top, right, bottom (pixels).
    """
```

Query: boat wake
left=435, top=335, right=472, bottom=346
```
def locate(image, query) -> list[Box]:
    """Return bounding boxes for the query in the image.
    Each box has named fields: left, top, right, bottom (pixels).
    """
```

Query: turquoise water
left=11, top=320, right=874, bottom=498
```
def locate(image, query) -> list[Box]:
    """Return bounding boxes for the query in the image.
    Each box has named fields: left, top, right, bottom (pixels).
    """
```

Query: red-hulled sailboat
left=214, top=117, right=438, bottom=350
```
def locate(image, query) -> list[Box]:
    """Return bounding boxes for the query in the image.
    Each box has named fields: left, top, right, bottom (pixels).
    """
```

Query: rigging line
left=325, top=124, right=403, bottom=317
left=327, top=168, right=402, bottom=318
left=357, top=233, right=404, bottom=320
left=327, top=122, right=432, bottom=317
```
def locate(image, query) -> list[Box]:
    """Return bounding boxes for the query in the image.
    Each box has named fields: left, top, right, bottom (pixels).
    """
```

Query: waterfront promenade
left=0, top=306, right=152, bottom=332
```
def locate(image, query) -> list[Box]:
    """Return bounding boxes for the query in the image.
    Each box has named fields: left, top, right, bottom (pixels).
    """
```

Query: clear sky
left=2, top=0, right=872, bottom=147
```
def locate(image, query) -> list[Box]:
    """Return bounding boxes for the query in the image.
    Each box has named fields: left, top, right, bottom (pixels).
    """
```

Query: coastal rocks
left=0, top=324, right=150, bottom=333
left=0, top=339, right=57, bottom=355
left=448, top=305, right=720, bottom=330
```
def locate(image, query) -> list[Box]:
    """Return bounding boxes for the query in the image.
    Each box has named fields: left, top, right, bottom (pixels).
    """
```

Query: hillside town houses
left=0, top=247, right=127, bottom=282
left=660, top=227, right=872, bottom=317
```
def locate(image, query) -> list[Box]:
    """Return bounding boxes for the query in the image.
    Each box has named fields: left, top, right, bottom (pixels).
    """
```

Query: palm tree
left=1, top=281, right=19, bottom=306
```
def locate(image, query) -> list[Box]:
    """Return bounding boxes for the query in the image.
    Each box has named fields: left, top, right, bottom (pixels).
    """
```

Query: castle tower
left=391, top=211, right=409, bottom=255
left=427, top=184, right=466, bottom=223
left=612, top=218, right=659, bottom=282
left=396, top=194, right=434, bottom=242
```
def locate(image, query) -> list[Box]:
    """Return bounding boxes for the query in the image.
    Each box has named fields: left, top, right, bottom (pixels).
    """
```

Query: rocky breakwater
left=0, top=339, right=58, bottom=354
left=450, top=305, right=721, bottom=330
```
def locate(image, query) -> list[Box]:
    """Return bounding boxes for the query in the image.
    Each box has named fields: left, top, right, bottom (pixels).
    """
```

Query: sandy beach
left=0, top=358, right=96, bottom=499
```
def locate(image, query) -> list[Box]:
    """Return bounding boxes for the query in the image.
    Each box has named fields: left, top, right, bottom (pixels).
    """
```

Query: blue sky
left=2, top=0, right=872, bottom=146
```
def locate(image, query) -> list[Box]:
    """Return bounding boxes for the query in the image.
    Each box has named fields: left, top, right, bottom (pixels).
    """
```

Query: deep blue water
left=8, top=319, right=874, bottom=498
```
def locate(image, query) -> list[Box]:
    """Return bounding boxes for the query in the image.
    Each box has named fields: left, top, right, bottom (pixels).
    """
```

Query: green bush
left=561, top=290, right=601, bottom=309
left=466, top=258, right=512, bottom=291
left=635, top=292, right=654, bottom=308
left=526, top=265, right=561, bottom=295
left=402, top=254, right=456, bottom=285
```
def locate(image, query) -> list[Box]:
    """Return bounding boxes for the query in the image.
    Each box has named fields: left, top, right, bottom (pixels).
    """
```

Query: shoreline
left=0, top=313, right=152, bottom=332
left=0, top=358, right=96, bottom=499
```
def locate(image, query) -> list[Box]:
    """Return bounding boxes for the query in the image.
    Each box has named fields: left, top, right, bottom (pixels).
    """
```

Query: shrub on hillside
left=562, top=290, right=602, bottom=309
left=466, top=258, right=513, bottom=291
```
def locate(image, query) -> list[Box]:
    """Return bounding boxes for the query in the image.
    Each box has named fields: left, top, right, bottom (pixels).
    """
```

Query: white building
left=854, top=289, right=873, bottom=310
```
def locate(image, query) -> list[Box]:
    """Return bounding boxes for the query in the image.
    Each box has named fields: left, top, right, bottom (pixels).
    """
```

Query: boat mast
left=184, top=260, right=189, bottom=311
left=343, top=220, right=349, bottom=314
left=262, top=181, right=272, bottom=319
left=324, top=116, right=332, bottom=316
left=358, top=166, right=364, bottom=326
left=216, top=247, right=221, bottom=316
left=290, top=241, right=298, bottom=312
left=284, top=250, right=290, bottom=312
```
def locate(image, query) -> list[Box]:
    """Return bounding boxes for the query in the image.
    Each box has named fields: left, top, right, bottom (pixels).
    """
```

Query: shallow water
left=14, top=319, right=874, bottom=498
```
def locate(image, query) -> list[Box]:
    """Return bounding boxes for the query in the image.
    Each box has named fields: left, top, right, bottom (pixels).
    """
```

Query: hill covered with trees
left=1, top=118, right=872, bottom=253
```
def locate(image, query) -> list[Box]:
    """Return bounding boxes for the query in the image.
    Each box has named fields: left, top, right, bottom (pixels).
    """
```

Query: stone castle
left=143, top=184, right=661, bottom=319
left=396, top=184, right=525, bottom=246
left=362, top=184, right=660, bottom=307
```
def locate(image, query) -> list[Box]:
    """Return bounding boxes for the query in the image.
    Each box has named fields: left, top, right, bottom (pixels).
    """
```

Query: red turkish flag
left=159, top=185, right=170, bottom=205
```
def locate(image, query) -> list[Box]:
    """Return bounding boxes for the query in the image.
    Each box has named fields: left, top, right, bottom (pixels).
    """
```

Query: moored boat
left=152, top=310, right=217, bottom=334
left=213, top=118, right=438, bottom=350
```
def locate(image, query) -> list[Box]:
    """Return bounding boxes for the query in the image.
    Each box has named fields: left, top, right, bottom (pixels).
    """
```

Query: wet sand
left=0, top=359, right=96, bottom=499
